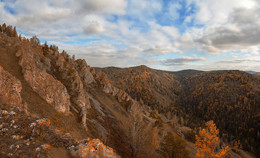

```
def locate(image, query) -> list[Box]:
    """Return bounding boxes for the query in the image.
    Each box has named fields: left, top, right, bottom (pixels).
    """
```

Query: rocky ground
left=0, top=104, right=119, bottom=158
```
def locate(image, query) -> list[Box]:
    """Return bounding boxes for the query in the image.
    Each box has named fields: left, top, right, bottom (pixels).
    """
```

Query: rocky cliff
left=0, top=24, right=153, bottom=158
left=16, top=45, right=71, bottom=113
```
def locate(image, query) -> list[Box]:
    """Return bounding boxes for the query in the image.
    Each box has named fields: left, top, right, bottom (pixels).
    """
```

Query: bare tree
left=128, top=106, right=160, bottom=157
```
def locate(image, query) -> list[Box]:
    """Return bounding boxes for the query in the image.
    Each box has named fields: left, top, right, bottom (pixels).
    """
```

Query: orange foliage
left=37, top=118, right=51, bottom=126
left=195, top=120, right=229, bottom=158
left=42, top=144, right=51, bottom=151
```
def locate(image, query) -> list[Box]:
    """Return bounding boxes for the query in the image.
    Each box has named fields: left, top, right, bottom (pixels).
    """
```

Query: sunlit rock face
left=70, top=138, right=121, bottom=158
left=0, top=66, right=22, bottom=107
left=16, top=45, right=70, bottom=114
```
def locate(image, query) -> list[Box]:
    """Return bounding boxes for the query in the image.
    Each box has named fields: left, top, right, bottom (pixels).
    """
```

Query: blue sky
left=0, top=0, right=260, bottom=71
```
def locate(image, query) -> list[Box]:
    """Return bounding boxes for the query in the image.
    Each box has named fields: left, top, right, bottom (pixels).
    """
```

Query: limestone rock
left=75, top=59, right=95, bottom=86
left=16, top=45, right=70, bottom=114
left=0, top=66, right=22, bottom=107
left=54, top=54, right=91, bottom=111
left=70, top=138, right=120, bottom=158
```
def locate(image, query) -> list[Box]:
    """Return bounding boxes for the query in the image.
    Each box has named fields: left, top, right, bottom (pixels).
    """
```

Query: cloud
left=189, top=0, right=257, bottom=25
left=1, top=0, right=260, bottom=71
left=76, top=0, right=127, bottom=15
left=181, top=1, right=260, bottom=54
left=195, top=8, right=260, bottom=53
left=217, top=59, right=260, bottom=64
left=162, top=57, right=206, bottom=66
left=83, top=22, right=104, bottom=34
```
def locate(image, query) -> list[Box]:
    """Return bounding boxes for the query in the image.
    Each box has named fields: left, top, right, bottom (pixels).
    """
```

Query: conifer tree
left=2, top=23, right=6, bottom=32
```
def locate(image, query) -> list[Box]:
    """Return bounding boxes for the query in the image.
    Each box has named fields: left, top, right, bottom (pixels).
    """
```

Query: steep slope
left=96, top=65, right=181, bottom=112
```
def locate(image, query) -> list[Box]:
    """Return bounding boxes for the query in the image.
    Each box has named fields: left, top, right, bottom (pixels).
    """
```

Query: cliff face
left=15, top=44, right=71, bottom=114
left=0, top=66, right=22, bottom=107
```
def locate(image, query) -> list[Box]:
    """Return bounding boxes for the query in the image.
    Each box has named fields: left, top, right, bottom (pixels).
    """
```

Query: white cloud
left=76, top=0, right=127, bottom=15
left=1, top=0, right=260, bottom=71
left=83, top=22, right=104, bottom=34
left=189, top=0, right=257, bottom=25
left=162, top=56, right=206, bottom=66
left=181, top=1, right=260, bottom=55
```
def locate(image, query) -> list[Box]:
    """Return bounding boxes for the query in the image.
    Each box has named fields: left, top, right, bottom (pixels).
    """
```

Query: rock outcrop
left=16, top=45, right=71, bottom=114
left=70, top=138, right=120, bottom=158
left=39, top=49, right=93, bottom=126
left=0, top=66, right=22, bottom=107
left=54, top=55, right=91, bottom=112
left=95, top=71, right=138, bottom=112
left=75, top=59, right=96, bottom=86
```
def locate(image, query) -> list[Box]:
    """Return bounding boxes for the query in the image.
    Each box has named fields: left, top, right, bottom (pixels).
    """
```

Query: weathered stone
left=0, top=66, right=22, bottom=107
left=70, top=138, right=120, bottom=158
left=75, top=59, right=95, bottom=86
left=16, top=45, right=70, bottom=114
left=54, top=55, right=91, bottom=111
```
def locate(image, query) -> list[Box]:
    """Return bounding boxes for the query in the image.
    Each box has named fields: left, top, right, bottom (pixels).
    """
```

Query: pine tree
left=12, top=26, right=18, bottom=37
left=195, top=120, right=229, bottom=158
left=2, top=23, right=6, bottom=32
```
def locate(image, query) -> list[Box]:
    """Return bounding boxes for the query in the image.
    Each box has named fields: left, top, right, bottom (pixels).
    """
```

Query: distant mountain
left=246, top=71, right=260, bottom=76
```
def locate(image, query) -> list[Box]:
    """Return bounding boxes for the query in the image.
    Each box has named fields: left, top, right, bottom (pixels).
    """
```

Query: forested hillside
left=96, top=66, right=181, bottom=112
left=101, top=67, right=260, bottom=156
left=179, top=71, right=260, bottom=155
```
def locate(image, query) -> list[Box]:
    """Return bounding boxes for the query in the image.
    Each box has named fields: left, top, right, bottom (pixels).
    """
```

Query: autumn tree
left=159, top=131, right=189, bottom=158
left=31, top=35, right=40, bottom=46
left=147, top=127, right=160, bottom=157
left=128, top=106, right=160, bottom=157
left=195, top=120, right=229, bottom=158
left=128, top=106, right=147, bottom=157
left=12, top=26, right=17, bottom=37
left=2, top=23, right=6, bottom=32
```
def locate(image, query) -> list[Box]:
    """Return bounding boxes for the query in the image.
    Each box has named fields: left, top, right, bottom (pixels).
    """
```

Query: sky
left=0, top=0, right=260, bottom=71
